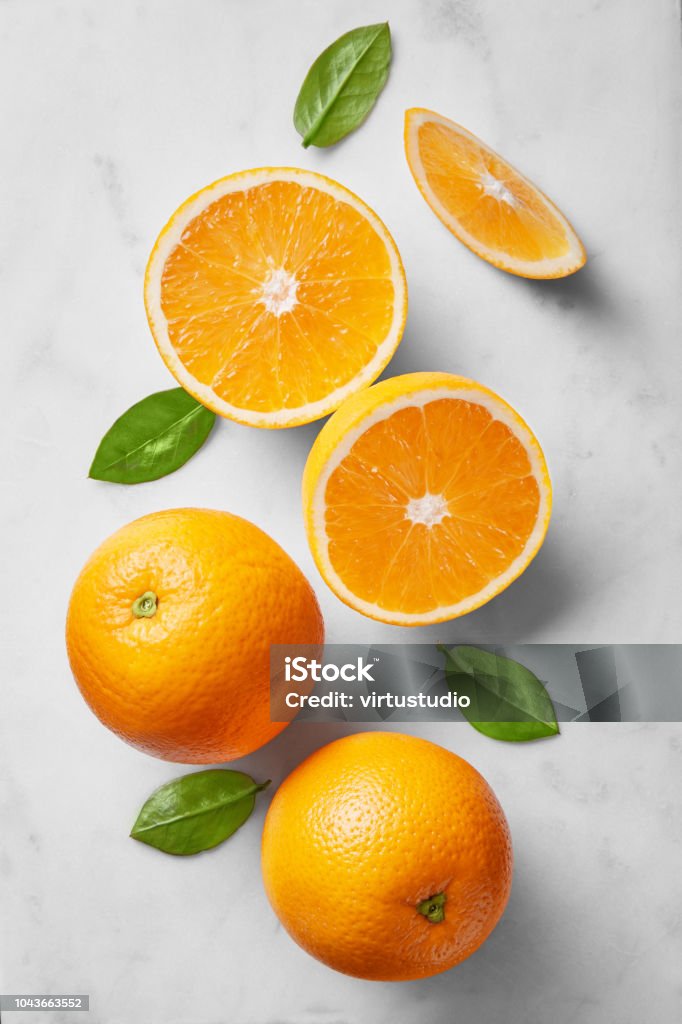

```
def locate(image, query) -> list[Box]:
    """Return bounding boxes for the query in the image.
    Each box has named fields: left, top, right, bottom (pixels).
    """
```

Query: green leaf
left=130, top=770, right=270, bottom=856
left=89, top=387, right=215, bottom=484
left=294, top=22, right=392, bottom=148
left=439, top=645, right=560, bottom=742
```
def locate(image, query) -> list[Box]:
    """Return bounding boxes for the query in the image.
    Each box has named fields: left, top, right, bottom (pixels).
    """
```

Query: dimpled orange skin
left=66, top=509, right=324, bottom=763
left=261, top=731, right=512, bottom=981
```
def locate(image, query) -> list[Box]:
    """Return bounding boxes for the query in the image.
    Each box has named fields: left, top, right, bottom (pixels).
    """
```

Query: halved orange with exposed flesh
left=405, top=108, right=586, bottom=279
left=303, top=372, right=551, bottom=625
left=144, top=168, right=407, bottom=427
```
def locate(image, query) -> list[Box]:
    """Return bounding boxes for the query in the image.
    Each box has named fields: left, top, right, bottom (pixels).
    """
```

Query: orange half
left=303, top=372, right=551, bottom=625
left=405, top=108, right=586, bottom=279
left=144, top=169, right=407, bottom=427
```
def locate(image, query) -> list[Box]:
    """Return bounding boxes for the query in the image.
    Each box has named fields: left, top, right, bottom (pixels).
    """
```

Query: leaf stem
left=417, top=892, right=446, bottom=924
left=132, top=591, right=158, bottom=618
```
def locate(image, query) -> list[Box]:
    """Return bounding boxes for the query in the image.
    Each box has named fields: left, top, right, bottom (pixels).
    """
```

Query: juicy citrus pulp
left=66, top=509, right=324, bottom=762
left=261, top=731, right=513, bottom=980
left=303, top=372, right=551, bottom=625
left=144, top=168, right=407, bottom=427
left=405, top=108, right=586, bottom=278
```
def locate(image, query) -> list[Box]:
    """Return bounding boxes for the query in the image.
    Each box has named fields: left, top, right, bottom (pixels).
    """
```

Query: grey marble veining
left=1, top=1, right=681, bottom=1022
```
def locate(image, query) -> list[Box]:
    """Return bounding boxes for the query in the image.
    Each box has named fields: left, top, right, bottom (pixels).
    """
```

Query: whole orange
left=66, top=508, right=324, bottom=762
left=261, top=731, right=512, bottom=980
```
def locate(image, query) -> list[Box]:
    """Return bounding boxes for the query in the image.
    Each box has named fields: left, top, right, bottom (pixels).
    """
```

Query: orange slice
left=405, top=108, right=586, bottom=279
left=303, top=372, right=551, bottom=625
left=144, top=168, right=407, bottom=428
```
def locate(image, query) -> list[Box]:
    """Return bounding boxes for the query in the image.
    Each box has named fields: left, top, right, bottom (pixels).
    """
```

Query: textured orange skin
left=66, top=509, right=324, bottom=763
left=261, top=732, right=513, bottom=981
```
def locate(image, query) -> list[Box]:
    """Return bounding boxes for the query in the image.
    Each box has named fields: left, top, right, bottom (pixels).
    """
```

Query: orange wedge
left=144, top=169, right=407, bottom=428
left=303, top=372, right=551, bottom=625
left=405, top=108, right=586, bottom=279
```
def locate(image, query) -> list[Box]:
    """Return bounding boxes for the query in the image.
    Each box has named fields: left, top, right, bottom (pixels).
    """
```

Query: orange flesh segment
left=160, top=181, right=395, bottom=413
left=417, top=122, right=571, bottom=262
left=324, top=398, right=541, bottom=615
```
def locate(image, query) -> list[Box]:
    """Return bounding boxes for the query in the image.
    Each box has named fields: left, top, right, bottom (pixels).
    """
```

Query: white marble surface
left=1, top=1, right=681, bottom=1022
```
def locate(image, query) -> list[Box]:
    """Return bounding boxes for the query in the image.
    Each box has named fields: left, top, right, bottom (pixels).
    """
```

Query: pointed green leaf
left=439, top=644, right=560, bottom=742
left=131, top=770, right=270, bottom=856
left=89, top=387, right=215, bottom=484
left=294, top=22, right=392, bottom=148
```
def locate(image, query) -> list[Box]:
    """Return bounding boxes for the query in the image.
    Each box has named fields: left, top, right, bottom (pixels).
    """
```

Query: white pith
left=405, top=109, right=585, bottom=278
left=310, top=386, right=551, bottom=626
left=145, top=168, right=407, bottom=427
left=406, top=492, right=450, bottom=527
left=260, top=266, right=299, bottom=315
left=480, top=170, right=517, bottom=207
